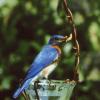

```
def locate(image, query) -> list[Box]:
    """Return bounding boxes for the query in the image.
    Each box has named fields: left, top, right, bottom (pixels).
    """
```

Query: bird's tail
left=13, top=78, right=32, bottom=99
left=13, top=87, right=22, bottom=98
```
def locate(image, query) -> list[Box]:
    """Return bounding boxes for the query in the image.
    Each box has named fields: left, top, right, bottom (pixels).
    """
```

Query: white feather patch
left=41, top=62, right=58, bottom=78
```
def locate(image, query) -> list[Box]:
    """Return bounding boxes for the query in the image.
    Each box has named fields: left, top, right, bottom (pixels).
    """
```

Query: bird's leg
left=42, top=77, right=47, bottom=80
left=48, top=79, right=52, bottom=87
left=40, top=76, right=52, bottom=92
left=34, top=80, right=40, bottom=100
left=42, top=76, right=51, bottom=87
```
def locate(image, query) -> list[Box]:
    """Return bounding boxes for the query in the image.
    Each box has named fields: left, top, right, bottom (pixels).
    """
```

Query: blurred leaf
left=87, top=68, right=100, bottom=81
left=0, top=76, right=12, bottom=90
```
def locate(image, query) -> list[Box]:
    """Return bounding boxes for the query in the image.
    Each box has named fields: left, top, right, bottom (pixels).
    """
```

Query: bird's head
left=48, top=35, right=71, bottom=46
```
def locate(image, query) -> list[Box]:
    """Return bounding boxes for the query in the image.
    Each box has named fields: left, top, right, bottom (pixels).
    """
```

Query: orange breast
left=52, top=45, right=61, bottom=54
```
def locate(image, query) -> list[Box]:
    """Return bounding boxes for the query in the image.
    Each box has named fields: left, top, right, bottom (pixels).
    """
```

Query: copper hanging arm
left=63, top=0, right=80, bottom=81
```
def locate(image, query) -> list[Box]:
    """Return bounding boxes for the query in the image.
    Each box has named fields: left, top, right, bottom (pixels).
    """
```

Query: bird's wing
left=23, top=45, right=59, bottom=82
left=13, top=45, right=59, bottom=98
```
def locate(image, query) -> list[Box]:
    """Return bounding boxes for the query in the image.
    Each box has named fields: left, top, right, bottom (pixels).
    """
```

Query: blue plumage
left=13, top=45, right=58, bottom=98
left=13, top=35, right=68, bottom=99
left=24, top=45, right=58, bottom=81
left=13, top=78, right=32, bottom=98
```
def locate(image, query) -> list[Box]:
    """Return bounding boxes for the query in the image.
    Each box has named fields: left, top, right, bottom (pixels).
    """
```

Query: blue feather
left=23, top=45, right=58, bottom=81
left=13, top=78, right=32, bottom=98
left=13, top=45, right=59, bottom=98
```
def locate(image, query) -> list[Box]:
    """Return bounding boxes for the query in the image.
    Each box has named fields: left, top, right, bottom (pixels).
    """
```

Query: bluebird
left=13, top=34, right=71, bottom=99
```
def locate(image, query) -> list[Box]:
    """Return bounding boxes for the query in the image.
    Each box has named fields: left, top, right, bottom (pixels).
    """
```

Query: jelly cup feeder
left=22, top=0, right=80, bottom=100
left=24, top=80, right=76, bottom=100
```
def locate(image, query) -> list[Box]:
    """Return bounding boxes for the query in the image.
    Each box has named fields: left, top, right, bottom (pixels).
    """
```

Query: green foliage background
left=0, top=0, right=100, bottom=100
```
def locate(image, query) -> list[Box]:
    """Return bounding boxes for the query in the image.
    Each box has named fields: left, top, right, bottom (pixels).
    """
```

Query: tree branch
left=63, top=0, right=80, bottom=81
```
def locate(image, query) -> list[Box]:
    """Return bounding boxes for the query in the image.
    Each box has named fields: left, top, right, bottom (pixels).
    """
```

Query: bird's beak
left=64, top=36, right=68, bottom=40
left=64, top=34, right=72, bottom=42
left=61, top=36, right=68, bottom=42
